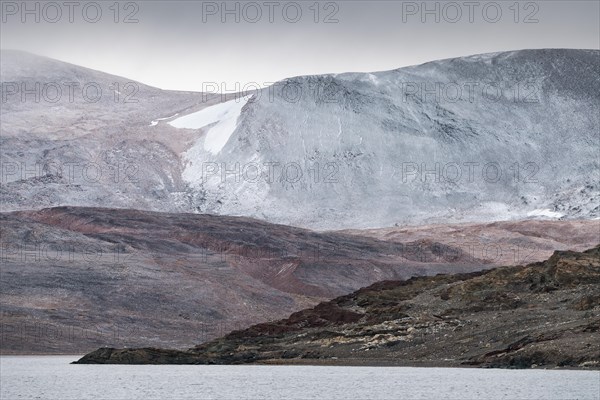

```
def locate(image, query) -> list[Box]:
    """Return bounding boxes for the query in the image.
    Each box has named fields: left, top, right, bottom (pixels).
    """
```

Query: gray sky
left=1, top=1, right=599, bottom=91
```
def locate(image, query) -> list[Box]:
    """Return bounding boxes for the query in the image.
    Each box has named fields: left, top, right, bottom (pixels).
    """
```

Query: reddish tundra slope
left=1, top=206, right=479, bottom=354
left=1, top=207, right=597, bottom=354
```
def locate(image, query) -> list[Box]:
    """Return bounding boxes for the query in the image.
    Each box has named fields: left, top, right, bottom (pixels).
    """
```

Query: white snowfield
left=527, top=209, right=564, bottom=219
left=169, top=96, right=251, bottom=154
left=150, top=113, right=179, bottom=127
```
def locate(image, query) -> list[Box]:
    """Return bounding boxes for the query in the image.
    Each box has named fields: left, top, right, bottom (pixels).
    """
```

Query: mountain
left=2, top=49, right=598, bottom=229
left=0, top=50, right=220, bottom=213
left=2, top=207, right=597, bottom=354
left=74, top=246, right=600, bottom=369
left=189, top=49, right=600, bottom=229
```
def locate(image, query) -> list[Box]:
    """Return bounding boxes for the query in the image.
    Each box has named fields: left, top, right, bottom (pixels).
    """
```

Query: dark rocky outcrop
left=75, top=246, right=600, bottom=369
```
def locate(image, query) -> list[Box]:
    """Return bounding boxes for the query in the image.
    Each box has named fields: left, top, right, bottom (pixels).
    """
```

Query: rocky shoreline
left=74, top=246, right=600, bottom=369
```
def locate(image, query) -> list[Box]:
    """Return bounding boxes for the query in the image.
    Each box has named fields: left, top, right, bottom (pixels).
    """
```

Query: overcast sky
left=1, top=1, right=599, bottom=91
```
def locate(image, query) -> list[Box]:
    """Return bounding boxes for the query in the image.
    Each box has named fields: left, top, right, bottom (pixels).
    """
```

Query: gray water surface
left=1, top=356, right=599, bottom=400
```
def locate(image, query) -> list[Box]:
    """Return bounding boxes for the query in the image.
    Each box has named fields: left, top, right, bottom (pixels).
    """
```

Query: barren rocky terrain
left=0, top=206, right=484, bottom=354
left=341, top=219, right=600, bottom=266
left=2, top=206, right=596, bottom=355
left=75, top=246, right=600, bottom=369
left=0, top=207, right=598, bottom=353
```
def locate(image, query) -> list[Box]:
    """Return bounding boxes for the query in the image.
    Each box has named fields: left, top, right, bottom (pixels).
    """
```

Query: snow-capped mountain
left=2, top=49, right=598, bottom=229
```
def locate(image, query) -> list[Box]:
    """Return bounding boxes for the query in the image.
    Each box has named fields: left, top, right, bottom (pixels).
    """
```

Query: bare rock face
left=2, top=49, right=599, bottom=229
left=74, top=246, right=600, bottom=369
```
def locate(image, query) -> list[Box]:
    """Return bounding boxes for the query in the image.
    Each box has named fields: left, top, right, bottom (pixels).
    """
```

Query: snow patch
left=527, top=209, right=564, bottom=219
left=367, top=74, right=380, bottom=85
left=168, top=98, right=248, bottom=130
left=149, top=113, right=179, bottom=127
left=180, top=96, right=252, bottom=185
left=169, top=96, right=250, bottom=154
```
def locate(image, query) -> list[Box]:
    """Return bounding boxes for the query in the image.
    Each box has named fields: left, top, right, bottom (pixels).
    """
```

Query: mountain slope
left=3, top=207, right=597, bottom=354
left=75, top=246, right=600, bottom=369
left=0, top=50, right=210, bottom=138
left=0, top=50, right=220, bottom=213
left=2, top=49, right=598, bottom=228
left=0, top=206, right=487, bottom=354
left=185, top=49, right=599, bottom=228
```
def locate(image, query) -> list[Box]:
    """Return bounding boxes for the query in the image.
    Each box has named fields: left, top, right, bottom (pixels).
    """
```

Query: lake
left=1, top=356, right=599, bottom=400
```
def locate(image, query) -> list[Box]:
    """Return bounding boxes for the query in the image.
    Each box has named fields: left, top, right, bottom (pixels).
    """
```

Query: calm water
left=1, top=356, right=599, bottom=400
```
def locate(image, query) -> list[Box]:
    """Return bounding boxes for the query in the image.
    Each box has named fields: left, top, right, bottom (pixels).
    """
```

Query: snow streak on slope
left=169, top=96, right=251, bottom=154
left=527, top=209, right=564, bottom=219
left=150, top=113, right=179, bottom=126
left=168, top=96, right=252, bottom=184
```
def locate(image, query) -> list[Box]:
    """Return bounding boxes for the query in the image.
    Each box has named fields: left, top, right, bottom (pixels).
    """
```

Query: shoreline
left=3, top=354, right=597, bottom=371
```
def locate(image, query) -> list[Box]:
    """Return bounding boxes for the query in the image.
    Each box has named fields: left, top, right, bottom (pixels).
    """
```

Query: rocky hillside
left=0, top=206, right=486, bottom=354
left=340, top=219, right=600, bottom=267
left=3, top=207, right=597, bottom=354
left=75, top=246, right=600, bottom=369
left=2, top=49, right=599, bottom=229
